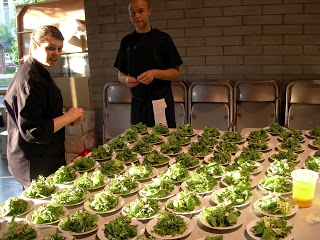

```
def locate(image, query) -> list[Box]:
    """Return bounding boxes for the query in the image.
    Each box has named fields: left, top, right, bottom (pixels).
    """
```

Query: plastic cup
left=291, top=169, right=319, bottom=208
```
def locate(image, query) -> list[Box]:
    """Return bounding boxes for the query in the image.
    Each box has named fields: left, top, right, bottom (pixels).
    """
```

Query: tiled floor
left=0, top=155, right=24, bottom=203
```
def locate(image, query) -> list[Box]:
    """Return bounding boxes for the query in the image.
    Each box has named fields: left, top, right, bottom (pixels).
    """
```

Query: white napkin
left=152, top=98, right=168, bottom=126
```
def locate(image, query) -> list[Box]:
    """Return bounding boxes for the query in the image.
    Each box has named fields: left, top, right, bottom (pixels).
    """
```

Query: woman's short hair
left=31, top=25, right=64, bottom=45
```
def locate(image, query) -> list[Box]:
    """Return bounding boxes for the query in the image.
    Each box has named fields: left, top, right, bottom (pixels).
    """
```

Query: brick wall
left=84, top=0, right=320, bottom=144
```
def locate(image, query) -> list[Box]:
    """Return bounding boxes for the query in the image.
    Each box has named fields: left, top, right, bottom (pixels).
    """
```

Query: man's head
left=128, top=0, right=152, bottom=33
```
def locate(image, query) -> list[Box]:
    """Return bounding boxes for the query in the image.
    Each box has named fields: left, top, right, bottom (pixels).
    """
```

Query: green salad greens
left=98, top=159, right=125, bottom=175
left=115, top=147, right=139, bottom=164
left=41, top=233, right=74, bottom=240
left=176, top=124, right=194, bottom=136
left=204, top=236, right=223, bottom=240
left=257, top=192, right=295, bottom=216
left=152, top=123, right=170, bottom=135
left=59, top=209, right=99, bottom=233
left=74, top=170, right=106, bottom=189
left=167, top=131, right=191, bottom=145
left=207, top=152, right=232, bottom=165
left=221, top=132, right=244, bottom=143
left=305, top=156, right=320, bottom=172
left=270, top=150, right=299, bottom=163
left=25, top=175, right=57, bottom=199
left=201, top=204, right=241, bottom=227
left=185, top=172, right=218, bottom=193
left=279, top=129, right=304, bottom=142
left=310, top=126, right=320, bottom=137
left=151, top=211, right=188, bottom=237
left=108, top=174, right=138, bottom=194
left=31, top=204, right=65, bottom=224
left=41, top=233, right=75, bottom=240
left=166, top=190, right=201, bottom=212
left=104, top=135, right=126, bottom=151
left=0, top=197, right=28, bottom=217
left=197, top=135, right=219, bottom=147
left=158, top=163, right=189, bottom=182
left=141, top=132, right=163, bottom=144
left=216, top=182, right=252, bottom=206
left=140, top=178, right=175, bottom=198
left=247, top=139, right=269, bottom=151
left=71, top=156, right=96, bottom=171
left=128, top=163, right=154, bottom=180
left=250, top=216, right=293, bottom=240
left=247, top=129, right=269, bottom=141
left=90, top=145, right=113, bottom=160
left=196, top=162, right=225, bottom=177
left=142, top=150, right=170, bottom=166
left=279, top=137, right=302, bottom=151
left=202, top=126, right=221, bottom=138
left=123, top=128, right=139, bottom=142
left=52, top=186, right=87, bottom=205
left=88, top=191, right=119, bottom=212
left=0, top=217, right=38, bottom=240
left=268, top=160, right=296, bottom=177
left=187, top=141, right=213, bottom=157
left=175, top=152, right=200, bottom=168
left=160, top=141, right=182, bottom=155
left=237, top=147, right=263, bottom=161
left=222, top=169, right=251, bottom=186
left=49, top=165, right=77, bottom=184
left=122, top=198, right=160, bottom=219
left=266, top=122, right=285, bottom=134
left=131, top=140, right=153, bottom=154
left=103, top=216, right=138, bottom=240
left=259, top=175, right=293, bottom=193
left=215, top=142, right=240, bottom=153
left=129, top=122, right=148, bottom=133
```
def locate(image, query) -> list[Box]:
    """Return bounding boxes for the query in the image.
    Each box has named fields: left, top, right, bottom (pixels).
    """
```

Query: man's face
left=129, top=0, right=152, bottom=33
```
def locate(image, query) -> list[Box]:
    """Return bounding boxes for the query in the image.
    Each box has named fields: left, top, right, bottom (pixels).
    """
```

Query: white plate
left=210, top=188, right=253, bottom=208
left=106, top=183, right=141, bottom=196
left=0, top=199, right=35, bottom=218
left=22, top=185, right=59, bottom=200
left=83, top=196, right=124, bottom=214
left=253, top=197, right=298, bottom=217
left=26, top=204, right=68, bottom=226
left=180, top=181, right=218, bottom=195
left=146, top=215, right=194, bottom=239
left=309, top=140, right=320, bottom=150
left=97, top=218, right=145, bottom=240
left=246, top=218, right=296, bottom=240
left=165, top=195, right=208, bottom=215
left=58, top=214, right=103, bottom=236
left=139, top=185, right=179, bottom=201
left=198, top=209, right=245, bottom=230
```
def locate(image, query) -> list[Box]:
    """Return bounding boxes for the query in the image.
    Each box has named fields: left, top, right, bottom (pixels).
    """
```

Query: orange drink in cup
left=291, top=169, right=319, bottom=208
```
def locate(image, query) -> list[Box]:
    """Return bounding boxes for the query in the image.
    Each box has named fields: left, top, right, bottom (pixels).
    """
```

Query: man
left=114, top=0, right=183, bottom=128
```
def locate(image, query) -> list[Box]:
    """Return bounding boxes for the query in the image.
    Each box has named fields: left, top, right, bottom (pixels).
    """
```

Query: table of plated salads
left=1, top=126, right=320, bottom=240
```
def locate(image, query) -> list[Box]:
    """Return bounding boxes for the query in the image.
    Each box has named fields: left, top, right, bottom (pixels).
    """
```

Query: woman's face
left=32, top=36, right=63, bottom=67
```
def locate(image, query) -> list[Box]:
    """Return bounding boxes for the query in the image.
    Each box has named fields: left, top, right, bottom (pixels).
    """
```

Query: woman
left=4, top=25, right=84, bottom=188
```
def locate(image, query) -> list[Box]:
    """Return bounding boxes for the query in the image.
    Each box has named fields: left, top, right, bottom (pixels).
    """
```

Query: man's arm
left=137, top=66, right=180, bottom=85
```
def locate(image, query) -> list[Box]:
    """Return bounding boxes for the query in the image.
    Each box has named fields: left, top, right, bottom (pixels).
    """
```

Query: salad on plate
left=173, top=152, right=200, bottom=169
left=51, top=186, right=89, bottom=206
left=74, top=170, right=107, bottom=190
left=23, top=175, right=57, bottom=199
left=98, top=159, right=126, bottom=176
left=196, top=162, right=225, bottom=178
left=199, top=204, right=244, bottom=230
left=139, top=178, right=177, bottom=200
left=181, top=172, right=218, bottom=194
left=258, top=175, right=293, bottom=195
left=267, top=160, right=297, bottom=177
left=247, top=216, right=295, bottom=240
left=27, top=203, right=67, bottom=225
left=115, top=147, right=140, bottom=165
left=106, top=174, right=139, bottom=195
left=142, top=150, right=170, bottom=166
left=84, top=191, right=123, bottom=214
left=127, top=163, right=158, bottom=180
left=158, top=162, right=189, bottom=183
left=0, top=197, right=33, bottom=218
left=254, top=192, right=298, bottom=217
left=122, top=198, right=161, bottom=220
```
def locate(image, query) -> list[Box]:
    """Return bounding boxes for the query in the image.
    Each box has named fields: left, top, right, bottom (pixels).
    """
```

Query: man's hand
left=126, top=76, right=140, bottom=88
left=137, top=70, right=157, bottom=85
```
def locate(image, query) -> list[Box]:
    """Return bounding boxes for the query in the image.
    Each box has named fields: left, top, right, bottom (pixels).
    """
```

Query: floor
left=0, top=155, right=24, bottom=203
